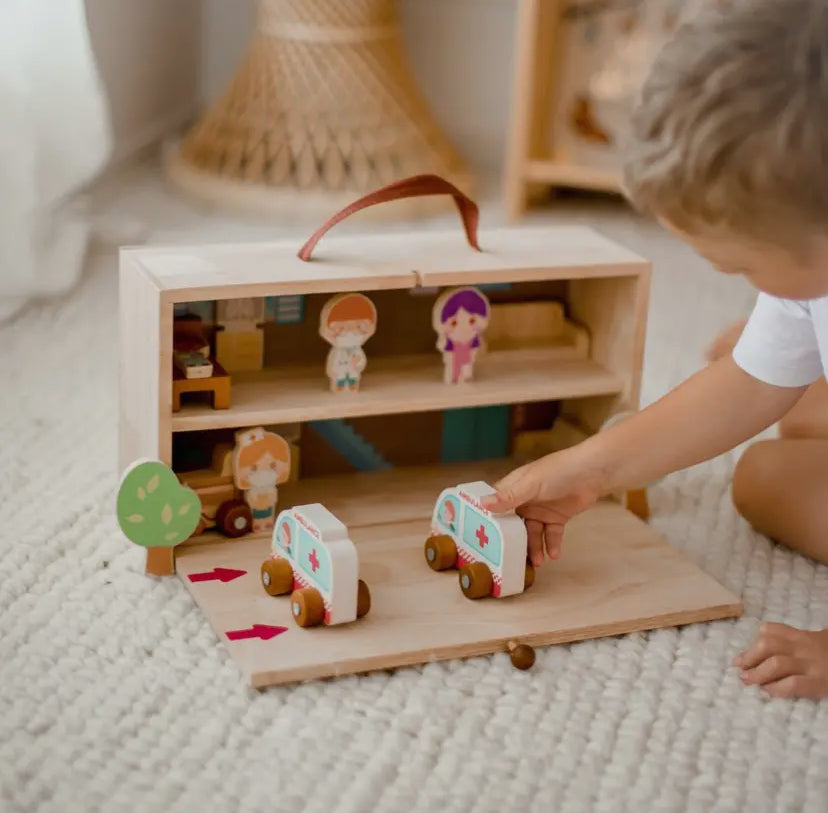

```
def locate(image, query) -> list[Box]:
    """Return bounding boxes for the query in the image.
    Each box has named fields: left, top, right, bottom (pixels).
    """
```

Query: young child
left=484, top=0, right=828, bottom=699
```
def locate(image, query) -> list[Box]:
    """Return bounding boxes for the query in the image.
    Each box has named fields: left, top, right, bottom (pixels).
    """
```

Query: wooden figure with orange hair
left=232, top=427, right=292, bottom=532
left=319, top=292, right=378, bottom=393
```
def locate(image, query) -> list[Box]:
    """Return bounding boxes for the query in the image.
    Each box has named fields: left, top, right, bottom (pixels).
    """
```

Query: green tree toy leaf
left=117, top=460, right=201, bottom=548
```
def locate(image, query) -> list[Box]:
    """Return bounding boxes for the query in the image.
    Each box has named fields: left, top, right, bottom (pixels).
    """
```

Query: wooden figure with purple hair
left=432, top=286, right=491, bottom=384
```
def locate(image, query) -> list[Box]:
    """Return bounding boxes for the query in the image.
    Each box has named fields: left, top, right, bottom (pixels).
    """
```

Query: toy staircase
left=308, top=420, right=392, bottom=472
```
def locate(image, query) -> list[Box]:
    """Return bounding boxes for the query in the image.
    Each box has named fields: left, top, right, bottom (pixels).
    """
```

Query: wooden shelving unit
left=504, top=0, right=625, bottom=219
left=119, top=223, right=650, bottom=576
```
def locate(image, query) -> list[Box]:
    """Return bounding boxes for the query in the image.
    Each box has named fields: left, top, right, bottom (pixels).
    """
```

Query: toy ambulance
left=424, top=481, right=534, bottom=599
left=260, top=503, right=371, bottom=627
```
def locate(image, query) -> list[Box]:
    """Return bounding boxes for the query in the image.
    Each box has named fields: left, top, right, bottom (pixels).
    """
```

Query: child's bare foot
left=734, top=622, right=828, bottom=699
left=706, top=319, right=747, bottom=362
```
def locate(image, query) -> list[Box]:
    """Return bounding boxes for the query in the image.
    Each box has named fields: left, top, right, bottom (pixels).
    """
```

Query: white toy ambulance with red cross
left=424, top=481, right=534, bottom=599
left=260, top=503, right=370, bottom=627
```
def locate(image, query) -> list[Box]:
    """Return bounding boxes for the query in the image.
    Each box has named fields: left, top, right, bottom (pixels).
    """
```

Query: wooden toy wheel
left=524, top=562, right=535, bottom=590
left=459, top=562, right=493, bottom=599
left=291, top=587, right=325, bottom=627
left=424, top=534, right=457, bottom=571
left=260, top=558, right=294, bottom=596
left=216, top=499, right=253, bottom=538
left=356, top=579, right=371, bottom=618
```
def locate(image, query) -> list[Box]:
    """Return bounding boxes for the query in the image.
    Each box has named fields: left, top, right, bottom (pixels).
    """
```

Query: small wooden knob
left=507, top=640, right=536, bottom=670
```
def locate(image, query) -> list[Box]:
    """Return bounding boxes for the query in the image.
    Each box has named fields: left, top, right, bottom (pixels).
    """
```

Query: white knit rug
left=1, top=165, right=826, bottom=813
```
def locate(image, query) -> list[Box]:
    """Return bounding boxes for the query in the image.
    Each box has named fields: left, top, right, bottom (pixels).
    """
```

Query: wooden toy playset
left=119, top=175, right=741, bottom=688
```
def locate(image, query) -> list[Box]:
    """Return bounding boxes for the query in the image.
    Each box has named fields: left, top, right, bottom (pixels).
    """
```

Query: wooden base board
left=176, top=471, right=742, bottom=687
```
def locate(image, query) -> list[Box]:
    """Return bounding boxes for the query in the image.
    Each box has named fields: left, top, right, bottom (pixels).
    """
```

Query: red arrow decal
left=226, top=624, right=288, bottom=642
left=188, top=567, right=247, bottom=583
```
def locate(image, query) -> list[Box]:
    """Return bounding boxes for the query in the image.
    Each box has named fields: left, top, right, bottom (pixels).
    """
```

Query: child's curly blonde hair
left=622, top=0, right=828, bottom=245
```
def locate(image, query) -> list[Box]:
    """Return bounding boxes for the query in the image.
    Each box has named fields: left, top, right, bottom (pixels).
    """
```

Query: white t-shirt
left=732, top=293, right=828, bottom=386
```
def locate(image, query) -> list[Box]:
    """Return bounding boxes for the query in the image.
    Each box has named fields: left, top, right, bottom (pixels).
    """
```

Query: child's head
left=436, top=287, right=490, bottom=349
left=623, top=0, right=828, bottom=298
left=320, top=293, right=377, bottom=348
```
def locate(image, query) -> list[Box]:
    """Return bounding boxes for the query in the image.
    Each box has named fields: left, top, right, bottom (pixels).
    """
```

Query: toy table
left=172, top=360, right=231, bottom=412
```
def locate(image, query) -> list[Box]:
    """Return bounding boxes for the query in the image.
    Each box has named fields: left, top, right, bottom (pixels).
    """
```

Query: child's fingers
left=733, top=626, right=795, bottom=667
left=526, top=519, right=545, bottom=567
left=544, top=526, right=564, bottom=560
left=761, top=674, right=822, bottom=700
left=740, top=654, right=803, bottom=686
left=484, top=468, right=537, bottom=513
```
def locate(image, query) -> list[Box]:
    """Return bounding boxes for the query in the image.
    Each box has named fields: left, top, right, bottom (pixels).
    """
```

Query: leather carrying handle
left=297, top=174, right=481, bottom=261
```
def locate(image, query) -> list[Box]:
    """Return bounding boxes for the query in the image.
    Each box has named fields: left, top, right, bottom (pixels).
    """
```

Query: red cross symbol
left=308, top=548, right=320, bottom=572
left=475, top=525, right=489, bottom=548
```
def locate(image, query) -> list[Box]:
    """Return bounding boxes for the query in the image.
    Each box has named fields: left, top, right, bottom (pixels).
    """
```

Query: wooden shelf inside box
left=170, top=345, right=623, bottom=432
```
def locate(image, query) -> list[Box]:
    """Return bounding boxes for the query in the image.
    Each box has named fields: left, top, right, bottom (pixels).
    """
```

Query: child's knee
left=731, top=440, right=778, bottom=520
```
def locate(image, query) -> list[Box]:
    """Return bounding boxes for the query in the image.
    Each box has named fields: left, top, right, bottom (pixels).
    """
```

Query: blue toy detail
left=309, top=419, right=392, bottom=472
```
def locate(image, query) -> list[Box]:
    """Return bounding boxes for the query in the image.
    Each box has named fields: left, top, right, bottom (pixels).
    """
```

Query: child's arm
left=484, top=356, right=806, bottom=565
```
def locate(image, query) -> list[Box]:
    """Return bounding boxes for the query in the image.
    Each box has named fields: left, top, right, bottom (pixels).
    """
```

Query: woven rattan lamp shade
left=166, top=0, right=473, bottom=219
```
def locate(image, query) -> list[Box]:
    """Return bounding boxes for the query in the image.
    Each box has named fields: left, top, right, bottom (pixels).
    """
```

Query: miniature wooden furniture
left=119, top=177, right=742, bottom=684
left=172, top=361, right=231, bottom=412
left=261, top=503, right=371, bottom=627
left=165, top=0, right=471, bottom=217
left=426, top=481, right=532, bottom=599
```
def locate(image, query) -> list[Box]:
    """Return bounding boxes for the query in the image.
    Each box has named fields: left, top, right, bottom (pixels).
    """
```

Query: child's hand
left=482, top=449, right=604, bottom=566
left=734, top=622, right=828, bottom=699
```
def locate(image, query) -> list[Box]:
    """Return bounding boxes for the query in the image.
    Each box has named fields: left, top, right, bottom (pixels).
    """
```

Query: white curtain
left=0, top=0, right=111, bottom=322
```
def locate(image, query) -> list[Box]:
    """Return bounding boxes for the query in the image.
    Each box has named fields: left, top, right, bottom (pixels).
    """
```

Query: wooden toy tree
left=117, top=461, right=202, bottom=575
